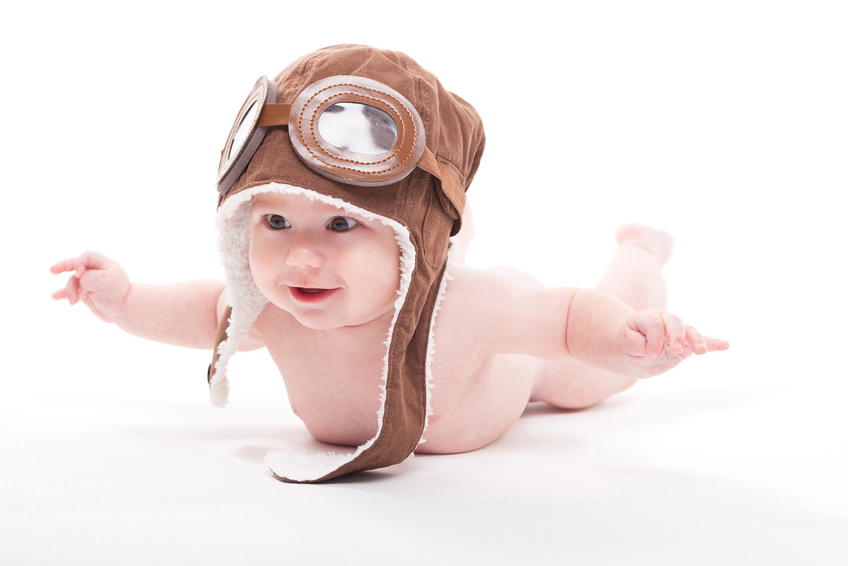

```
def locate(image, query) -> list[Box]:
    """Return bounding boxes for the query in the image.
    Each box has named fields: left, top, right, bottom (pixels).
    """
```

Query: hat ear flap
left=208, top=306, right=232, bottom=407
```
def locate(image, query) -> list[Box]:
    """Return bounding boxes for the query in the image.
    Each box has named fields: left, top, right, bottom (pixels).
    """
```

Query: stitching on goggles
left=290, top=84, right=423, bottom=172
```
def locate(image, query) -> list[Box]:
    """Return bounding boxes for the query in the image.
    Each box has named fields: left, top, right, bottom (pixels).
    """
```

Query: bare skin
left=51, top=195, right=728, bottom=455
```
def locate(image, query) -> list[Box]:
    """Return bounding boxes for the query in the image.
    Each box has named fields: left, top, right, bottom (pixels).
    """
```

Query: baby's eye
left=265, top=215, right=291, bottom=230
left=327, top=216, right=359, bottom=232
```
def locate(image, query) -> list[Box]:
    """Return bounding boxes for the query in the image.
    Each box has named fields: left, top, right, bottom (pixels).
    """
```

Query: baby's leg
left=530, top=224, right=674, bottom=409
left=596, top=224, right=672, bottom=312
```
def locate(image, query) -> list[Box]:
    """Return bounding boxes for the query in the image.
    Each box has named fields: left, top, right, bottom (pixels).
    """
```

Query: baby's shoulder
left=442, top=265, right=502, bottom=309
left=443, top=265, right=539, bottom=305
left=439, top=265, right=575, bottom=358
left=252, top=302, right=303, bottom=346
left=437, top=266, right=528, bottom=346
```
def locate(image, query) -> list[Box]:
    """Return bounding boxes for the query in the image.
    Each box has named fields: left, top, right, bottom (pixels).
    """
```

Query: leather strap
left=258, top=103, right=292, bottom=127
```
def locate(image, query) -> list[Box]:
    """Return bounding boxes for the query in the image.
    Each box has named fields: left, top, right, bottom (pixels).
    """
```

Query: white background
left=3, top=1, right=846, bottom=564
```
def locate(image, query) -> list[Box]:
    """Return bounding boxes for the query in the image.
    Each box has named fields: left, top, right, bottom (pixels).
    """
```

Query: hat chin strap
left=209, top=183, right=449, bottom=482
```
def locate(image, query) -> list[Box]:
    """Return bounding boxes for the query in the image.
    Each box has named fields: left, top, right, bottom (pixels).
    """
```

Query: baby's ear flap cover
left=208, top=306, right=232, bottom=407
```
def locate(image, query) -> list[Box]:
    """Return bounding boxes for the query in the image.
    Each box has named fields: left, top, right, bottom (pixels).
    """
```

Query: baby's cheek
left=358, top=251, right=401, bottom=295
left=247, top=253, right=273, bottom=298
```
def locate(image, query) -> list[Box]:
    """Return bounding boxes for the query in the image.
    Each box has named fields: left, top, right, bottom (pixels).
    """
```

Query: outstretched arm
left=51, top=251, right=237, bottom=350
left=443, top=267, right=728, bottom=379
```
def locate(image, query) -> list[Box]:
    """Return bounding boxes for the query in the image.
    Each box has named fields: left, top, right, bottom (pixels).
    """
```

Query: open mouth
left=289, top=287, right=338, bottom=303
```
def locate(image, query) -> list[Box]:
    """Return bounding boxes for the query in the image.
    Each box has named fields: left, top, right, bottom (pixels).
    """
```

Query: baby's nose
left=285, top=236, right=326, bottom=269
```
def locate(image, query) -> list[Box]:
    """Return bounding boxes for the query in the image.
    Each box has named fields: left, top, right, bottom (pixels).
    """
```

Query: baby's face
left=248, top=192, right=401, bottom=330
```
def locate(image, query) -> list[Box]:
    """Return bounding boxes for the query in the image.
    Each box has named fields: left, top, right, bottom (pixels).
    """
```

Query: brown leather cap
left=209, top=45, right=485, bottom=482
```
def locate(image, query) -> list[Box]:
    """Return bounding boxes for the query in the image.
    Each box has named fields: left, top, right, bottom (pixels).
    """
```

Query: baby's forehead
left=251, top=191, right=346, bottom=215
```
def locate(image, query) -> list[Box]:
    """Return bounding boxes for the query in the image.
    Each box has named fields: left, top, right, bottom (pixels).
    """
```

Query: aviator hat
left=208, top=44, right=485, bottom=482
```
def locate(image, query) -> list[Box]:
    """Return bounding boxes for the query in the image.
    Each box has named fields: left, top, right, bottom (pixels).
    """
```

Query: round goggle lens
left=317, top=102, right=399, bottom=155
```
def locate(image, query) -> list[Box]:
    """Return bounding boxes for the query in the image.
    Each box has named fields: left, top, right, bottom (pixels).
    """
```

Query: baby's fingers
left=50, top=258, right=86, bottom=277
left=50, top=257, right=88, bottom=304
left=662, top=312, right=687, bottom=354
left=685, top=326, right=729, bottom=354
left=53, top=274, right=82, bottom=305
left=704, top=335, right=730, bottom=352
left=628, top=310, right=665, bottom=357
left=683, top=325, right=705, bottom=354
left=643, top=311, right=687, bottom=357
left=50, top=251, right=112, bottom=278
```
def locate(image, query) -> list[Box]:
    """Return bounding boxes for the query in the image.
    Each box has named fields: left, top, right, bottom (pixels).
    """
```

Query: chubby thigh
left=417, top=352, right=539, bottom=454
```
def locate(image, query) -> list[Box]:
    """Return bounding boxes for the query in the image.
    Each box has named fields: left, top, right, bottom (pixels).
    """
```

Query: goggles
left=216, top=75, right=465, bottom=216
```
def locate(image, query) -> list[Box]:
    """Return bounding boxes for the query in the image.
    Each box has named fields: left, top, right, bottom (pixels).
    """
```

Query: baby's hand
left=50, top=251, right=131, bottom=323
left=616, top=309, right=729, bottom=378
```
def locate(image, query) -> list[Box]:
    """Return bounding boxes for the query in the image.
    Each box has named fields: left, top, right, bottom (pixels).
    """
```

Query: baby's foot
left=616, top=224, right=674, bottom=267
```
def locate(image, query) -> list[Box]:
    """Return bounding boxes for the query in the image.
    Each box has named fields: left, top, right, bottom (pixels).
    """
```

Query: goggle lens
left=318, top=102, right=399, bottom=155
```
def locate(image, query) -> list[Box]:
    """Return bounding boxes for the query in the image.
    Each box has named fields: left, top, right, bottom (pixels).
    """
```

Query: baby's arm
left=51, top=251, right=252, bottom=350
left=447, top=267, right=727, bottom=379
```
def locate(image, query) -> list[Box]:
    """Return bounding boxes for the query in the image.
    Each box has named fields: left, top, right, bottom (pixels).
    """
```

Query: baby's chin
left=277, top=302, right=397, bottom=333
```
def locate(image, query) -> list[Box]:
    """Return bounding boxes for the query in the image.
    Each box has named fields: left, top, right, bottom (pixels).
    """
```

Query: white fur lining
left=210, top=182, right=428, bottom=482
left=417, top=253, right=453, bottom=447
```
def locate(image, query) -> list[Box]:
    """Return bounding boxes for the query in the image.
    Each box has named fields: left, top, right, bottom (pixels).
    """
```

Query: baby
left=51, top=45, right=728, bottom=483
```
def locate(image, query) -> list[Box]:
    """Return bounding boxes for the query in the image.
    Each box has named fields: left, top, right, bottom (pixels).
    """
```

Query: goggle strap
left=418, top=147, right=466, bottom=218
left=257, top=103, right=292, bottom=128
